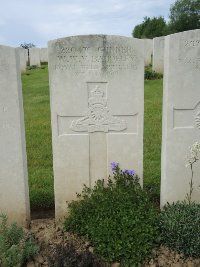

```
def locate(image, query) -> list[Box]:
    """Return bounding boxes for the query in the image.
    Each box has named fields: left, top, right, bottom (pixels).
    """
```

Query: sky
left=0, top=0, right=175, bottom=47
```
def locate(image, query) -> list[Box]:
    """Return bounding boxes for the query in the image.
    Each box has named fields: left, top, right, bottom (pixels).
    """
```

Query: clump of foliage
left=132, top=0, right=199, bottom=39
left=0, top=214, right=39, bottom=267
left=145, top=65, right=163, bottom=80
left=27, top=65, right=38, bottom=70
left=159, top=141, right=200, bottom=258
left=20, top=43, right=35, bottom=49
left=132, top=16, right=167, bottom=39
left=41, top=62, right=48, bottom=66
left=169, top=0, right=200, bottom=33
left=64, top=163, right=159, bottom=266
left=159, top=201, right=200, bottom=258
left=48, top=243, right=109, bottom=267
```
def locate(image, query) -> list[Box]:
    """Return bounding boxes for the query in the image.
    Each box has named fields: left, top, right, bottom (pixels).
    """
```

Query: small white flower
left=186, top=141, right=200, bottom=166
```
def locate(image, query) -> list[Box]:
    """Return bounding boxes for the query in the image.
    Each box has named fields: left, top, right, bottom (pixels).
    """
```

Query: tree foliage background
left=20, top=43, right=36, bottom=49
left=132, top=0, right=200, bottom=39
left=169, top=0, right=200, bottom=33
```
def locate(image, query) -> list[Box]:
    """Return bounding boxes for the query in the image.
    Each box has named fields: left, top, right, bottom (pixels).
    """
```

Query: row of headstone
left=29, top=47, right=48, bottom=67
left=0, top=30, right=199, bottom=226
left=48, top=30, right=200, bottom=220
left=15, top=47, right=48, bottom=71
left=15, top=38, right=164, bottom=73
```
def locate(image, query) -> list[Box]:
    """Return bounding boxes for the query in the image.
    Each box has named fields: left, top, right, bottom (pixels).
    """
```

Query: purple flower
left=111, top=162, right=118, bottom=171
left=128, top=170, right=135, bottom=176
left=123, top=169, right=135, bottom=176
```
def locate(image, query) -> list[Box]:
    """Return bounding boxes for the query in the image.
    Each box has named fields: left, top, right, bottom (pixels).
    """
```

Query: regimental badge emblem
left=70, top=85, right=127, bottom=133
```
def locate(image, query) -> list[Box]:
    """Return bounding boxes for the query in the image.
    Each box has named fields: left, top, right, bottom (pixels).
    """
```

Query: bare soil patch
left=25, top=218, right=200, bottom=267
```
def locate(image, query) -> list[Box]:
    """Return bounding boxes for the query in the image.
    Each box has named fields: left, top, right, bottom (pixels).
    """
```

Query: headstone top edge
left=153, top=36, right=165, bottom=40
left=0, top=44, right=15, bottom=50
left=48, top=34, right=143, bottom=46
left=164, top=29, right=200, bottom=41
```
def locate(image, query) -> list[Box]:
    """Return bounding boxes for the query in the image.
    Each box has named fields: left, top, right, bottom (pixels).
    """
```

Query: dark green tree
left=132, top=16, right=167, bottom=39
left=169, top=0, right=200, bottom=33
left=20, top=42, right=36, bottom=49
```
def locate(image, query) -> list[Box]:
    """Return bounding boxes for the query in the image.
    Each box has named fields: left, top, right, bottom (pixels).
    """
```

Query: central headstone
left=48, top=35, right=144, bottom=220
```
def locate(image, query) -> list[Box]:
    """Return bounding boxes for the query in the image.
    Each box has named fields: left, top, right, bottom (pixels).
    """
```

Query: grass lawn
left=144, top=79, right=163, bottom=202
left=22, top=65, right=54, bottom=210
left=22, top=66, right=163, bottom=210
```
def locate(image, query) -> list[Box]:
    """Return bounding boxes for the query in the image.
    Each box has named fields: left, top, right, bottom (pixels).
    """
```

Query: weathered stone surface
left=40, top=48, right=48, bottom=63
left=144, top=39, right=153, bottom=66
left=16, top=47, right=28, bottom=72
left=161, top=30, right=200, bottom=206
left=29, top=47, right=41, bottom=66
left=0, top=45, right=30, bottom=227
left=152, top=36, right=165, bottom=73
left=48, top=35, right=144, bottom=220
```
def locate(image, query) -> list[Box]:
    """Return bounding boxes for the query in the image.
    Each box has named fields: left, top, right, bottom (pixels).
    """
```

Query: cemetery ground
left=2, top=64, right=200, bottom=267
left=22, top=65, right=162, bottom=212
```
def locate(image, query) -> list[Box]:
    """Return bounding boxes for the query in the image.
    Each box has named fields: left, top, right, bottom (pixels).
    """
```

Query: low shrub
left=64, top=164, right=159, bottom=266
left=40, top=62, right=48, bottom=66
left=159, top=201, right=200, bottom=258
left=0, top=214, right=39, bottom=267
left=27, top=65, right=38, bottom=70
left=145, top=65, right=163, bottom=80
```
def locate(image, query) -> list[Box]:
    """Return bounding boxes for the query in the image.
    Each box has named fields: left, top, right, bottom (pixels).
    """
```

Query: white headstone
left=152, top=36, right=165, bottom=73
left=40, top=48, right=48, bottom=63
left=48, top=35, right=144, bottom=220
left=29, top=48, right=41, bottom=66
left=144, top=39, right=153, bottom=66
left=161, top=30, right=200, bottom=206
left=0, top=45, right=30, bottom=227
left=16, top=47, right=27, bottom=72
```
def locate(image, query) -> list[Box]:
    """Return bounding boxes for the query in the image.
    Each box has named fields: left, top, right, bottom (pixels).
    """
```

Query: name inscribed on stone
left=178, top=38, right=200, bottom=69
left=54, top=43, right=138, bottom=74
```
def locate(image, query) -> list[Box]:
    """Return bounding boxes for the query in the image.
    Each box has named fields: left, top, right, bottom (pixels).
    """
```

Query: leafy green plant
left=159, top=201, right=200, bottom=258
left=64, top=163, right=159, bottom=266
left=145, top=65, right=163, bottom=80
left=159, top=142, right=200, bottom=258
left=0, top=214, right=39, bottom=267
left=27, top=65, right=38, bottom=70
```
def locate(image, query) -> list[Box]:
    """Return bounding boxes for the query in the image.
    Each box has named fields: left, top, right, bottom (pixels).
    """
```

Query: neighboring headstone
left=29, top=48, right=40, bottom=66
left=40, top=48, right=48, bottom=63
left=152, top=36, right=165, bottom=73
left=161, top=29, right=200, bottom=207
left=16, top=47, right=27, bottom=72
left=143, top=39, right=153, bottom=66
left=48, top=35, right=144, bottom=220
left=0, top=45, right=30, bottom=227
